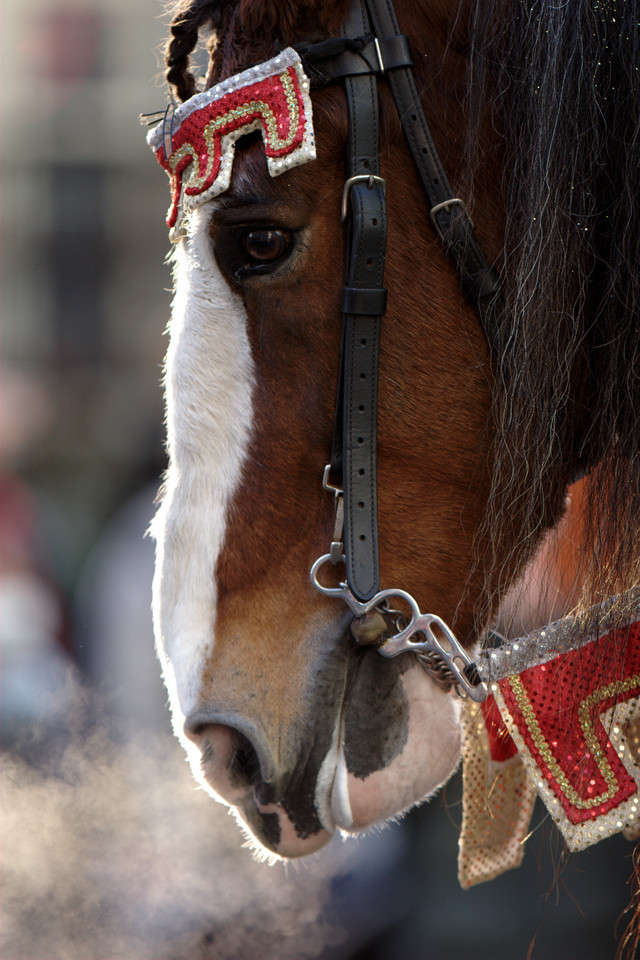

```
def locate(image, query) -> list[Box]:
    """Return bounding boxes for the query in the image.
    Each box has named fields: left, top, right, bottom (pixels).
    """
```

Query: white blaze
left=151, top=205, right=254, bottom=728
left=149, top=204, right=464, bottom=848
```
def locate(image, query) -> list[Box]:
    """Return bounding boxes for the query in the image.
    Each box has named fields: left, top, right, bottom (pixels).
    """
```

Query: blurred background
left=1, top=1, right=636, bottom=958
left=1, top=0, right=167, bottom=641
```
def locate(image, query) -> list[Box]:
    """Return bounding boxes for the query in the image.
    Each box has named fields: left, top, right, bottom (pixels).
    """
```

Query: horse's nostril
left=228, top=728, right=261, bottom=789
left=186, top=721, right=208, bottom=740
left=183, top=713, right=278, bottom=805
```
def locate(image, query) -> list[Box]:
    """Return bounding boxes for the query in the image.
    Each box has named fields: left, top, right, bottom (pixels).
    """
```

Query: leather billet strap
left=363, top=0, right=504, bottom=347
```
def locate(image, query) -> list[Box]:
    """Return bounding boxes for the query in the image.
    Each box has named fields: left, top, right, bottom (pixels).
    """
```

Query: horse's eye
left=241, top=229, right=292, bottom=264
left=211, top=222, right=300, bottom=283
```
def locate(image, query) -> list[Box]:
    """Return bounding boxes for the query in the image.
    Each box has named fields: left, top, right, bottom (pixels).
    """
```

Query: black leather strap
left=319, top=0, right=504, bottom=603
left=363, top=0, right=504, bottom=349
left=341, top=186, right=386, bottom=601
left=331, top=0, right=388, bottom=602
left=299, top=0, right=503, bottom=350
left=298, top=34, right=413, bottom=86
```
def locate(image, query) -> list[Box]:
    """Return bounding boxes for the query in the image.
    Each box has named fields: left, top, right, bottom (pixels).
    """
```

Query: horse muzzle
left=181, top=646, right=462, bottom=858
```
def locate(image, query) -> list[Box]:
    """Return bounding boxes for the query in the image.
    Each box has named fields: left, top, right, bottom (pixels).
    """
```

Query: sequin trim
left=147, top=48, right=316, bottom=236
left=489, top=621, right=640, bottom=851
left=477, top=588, right=640, bottom=683
left=458, top=699, right=537, bottom=888
left=507, top=672, right=640, bottom=810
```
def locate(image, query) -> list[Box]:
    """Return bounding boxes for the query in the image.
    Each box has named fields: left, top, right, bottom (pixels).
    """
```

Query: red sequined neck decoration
left=479, top=599, right=640, bottom=851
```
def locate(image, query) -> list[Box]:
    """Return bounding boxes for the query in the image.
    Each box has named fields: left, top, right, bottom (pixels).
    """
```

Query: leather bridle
left=302, top=0, right=501, bottom=700
left=145, top=0, right=502, bottom=699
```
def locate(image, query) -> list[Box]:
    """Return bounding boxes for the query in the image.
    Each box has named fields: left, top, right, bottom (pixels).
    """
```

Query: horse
left=146, top=0, right=640, bottom=889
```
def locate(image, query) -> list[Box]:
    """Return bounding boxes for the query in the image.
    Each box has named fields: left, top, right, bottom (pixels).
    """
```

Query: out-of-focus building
left=1, top=0, right=176, bottom=728
left=1, top=0, right=170, bottom=594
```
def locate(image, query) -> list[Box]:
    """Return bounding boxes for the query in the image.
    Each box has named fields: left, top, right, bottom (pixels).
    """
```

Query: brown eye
left=241, top=229, right=292, bottom=264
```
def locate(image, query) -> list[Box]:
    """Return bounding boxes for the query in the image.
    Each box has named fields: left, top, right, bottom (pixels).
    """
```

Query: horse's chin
left=232, top=804, right=335, bottom=859
left=187, top=761, right=336, bottom=859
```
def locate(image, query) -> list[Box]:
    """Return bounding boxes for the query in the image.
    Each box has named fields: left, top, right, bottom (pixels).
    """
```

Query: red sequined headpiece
left=147, top=48, right=315, bottom=238
left=459, top=593, right=640, bottom=888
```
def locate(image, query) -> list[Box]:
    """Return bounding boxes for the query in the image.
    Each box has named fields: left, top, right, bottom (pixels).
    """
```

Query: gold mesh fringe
left=458, top=699, right=537, bottom=888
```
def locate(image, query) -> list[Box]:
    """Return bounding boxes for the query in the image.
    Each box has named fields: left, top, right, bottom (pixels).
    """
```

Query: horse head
left=148, top=0, right=640, bottom=860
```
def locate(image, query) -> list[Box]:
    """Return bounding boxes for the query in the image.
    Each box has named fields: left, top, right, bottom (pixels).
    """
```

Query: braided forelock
left=165, top=0, right=351, bottom=98
left=165, top=0, right=235, bottom=102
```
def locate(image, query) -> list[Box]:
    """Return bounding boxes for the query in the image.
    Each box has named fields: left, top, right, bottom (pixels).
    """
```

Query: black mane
left=467, top=0, right=640, bottom=615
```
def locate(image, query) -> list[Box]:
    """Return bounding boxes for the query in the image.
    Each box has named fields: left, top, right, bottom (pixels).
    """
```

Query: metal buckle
left=322, top=463, right=342, bottom=496
left=429, top=197, right=474, bottom=240
left=341, top=174, right=386, bottom=221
